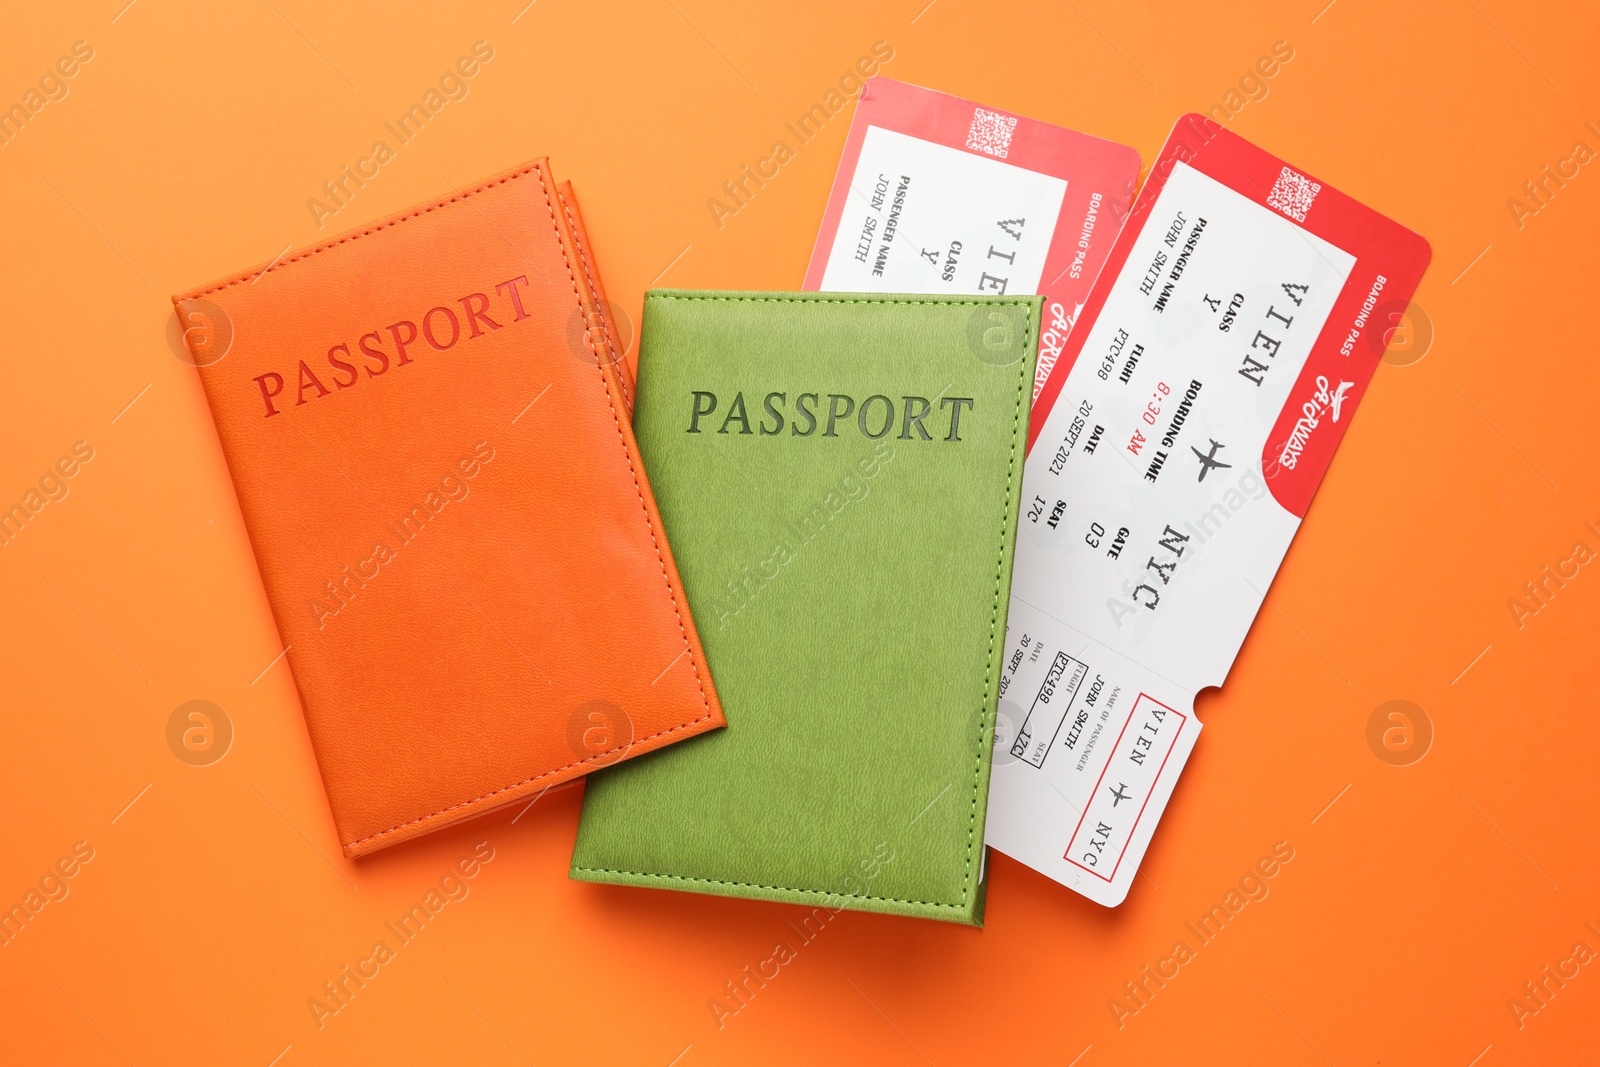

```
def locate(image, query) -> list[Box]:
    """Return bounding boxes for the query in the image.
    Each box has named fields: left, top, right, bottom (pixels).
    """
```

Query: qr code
left=1266, top=166, right=1321, bottom=222
left=965, top=108, right=1018, bottom=159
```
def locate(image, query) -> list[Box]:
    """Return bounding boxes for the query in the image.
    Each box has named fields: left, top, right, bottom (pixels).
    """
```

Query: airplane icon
left=1108, top=782, right=1132, bottom=807
left=1191, top=438, right=1232, bottom=482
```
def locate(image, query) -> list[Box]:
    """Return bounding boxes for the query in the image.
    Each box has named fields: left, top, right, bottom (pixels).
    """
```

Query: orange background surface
left=2, top=1, right=1597, bottom=1063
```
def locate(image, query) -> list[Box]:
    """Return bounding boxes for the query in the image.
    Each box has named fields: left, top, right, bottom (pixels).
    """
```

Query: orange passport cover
left=172, top=159, right=723, bottom=858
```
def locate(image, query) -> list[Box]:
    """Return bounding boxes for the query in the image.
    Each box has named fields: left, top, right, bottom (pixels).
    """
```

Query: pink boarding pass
left=804, top=77, right=1141, bottom=400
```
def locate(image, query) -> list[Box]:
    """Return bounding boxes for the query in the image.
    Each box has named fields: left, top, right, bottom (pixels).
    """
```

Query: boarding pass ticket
left=983, top=115, right=1430, bottom=905
left=803, top=77, right=1140, bottom=398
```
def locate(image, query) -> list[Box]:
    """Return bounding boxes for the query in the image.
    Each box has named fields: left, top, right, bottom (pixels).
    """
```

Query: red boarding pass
left=804, top=77, right=1141, bottom=400
left=984, top=114, right=1431, bottom=906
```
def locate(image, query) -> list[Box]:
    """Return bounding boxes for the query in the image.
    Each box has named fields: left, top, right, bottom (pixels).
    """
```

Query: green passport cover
left=570, top=290, right=1040, bottom=925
